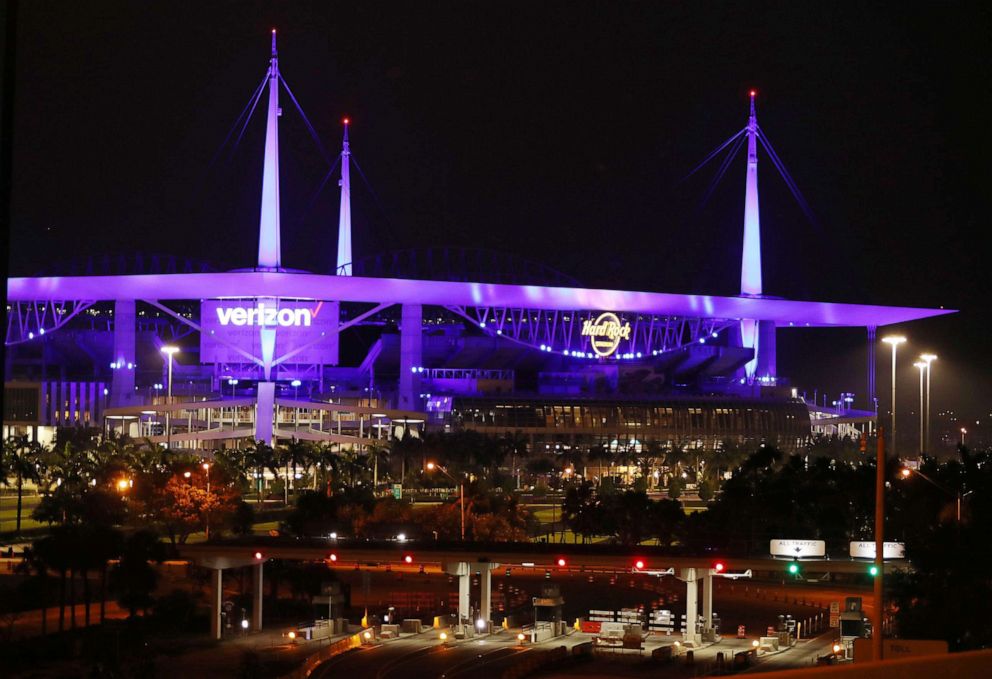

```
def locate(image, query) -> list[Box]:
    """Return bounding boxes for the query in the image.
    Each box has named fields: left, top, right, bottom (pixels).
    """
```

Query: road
left=311, top=634, right=528, bottom=679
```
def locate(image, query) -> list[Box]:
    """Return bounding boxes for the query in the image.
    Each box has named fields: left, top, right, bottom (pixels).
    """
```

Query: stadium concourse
left=3, top=34, right=951, bottom=457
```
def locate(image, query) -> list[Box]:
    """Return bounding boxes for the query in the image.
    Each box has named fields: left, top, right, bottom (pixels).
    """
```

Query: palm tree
left=586, top=444, right=612, bottom=486
left=500, top=430, right=529, bottom=490
left=3, top=436, right=45, bottom=534
left=15, top=545, right=50, bottom=635
left=279, top=439, right=313, bottom=504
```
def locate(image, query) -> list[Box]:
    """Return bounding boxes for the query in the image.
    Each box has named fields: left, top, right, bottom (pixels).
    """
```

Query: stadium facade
left=3, top=35, right=951, bottom=456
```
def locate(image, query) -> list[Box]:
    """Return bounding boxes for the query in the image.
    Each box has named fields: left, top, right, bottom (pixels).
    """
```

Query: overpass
left=179, top=539, right=906, bottom=642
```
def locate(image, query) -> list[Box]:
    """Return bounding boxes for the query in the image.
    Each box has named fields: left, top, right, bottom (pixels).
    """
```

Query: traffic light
left=404, top=554, right=414, bottom=564
left=557, top=557, right=567, bottom=568
left=328, top=553, right=338, bottom=562
left=787, top=560, right=801, bottom=575
left=634, top=559, right=646, bottom=570
left=868, top=564, right=879, bottom=577
left=713, top=561, right=726, bottom=574
left=253, top=551, right=264, bottom=561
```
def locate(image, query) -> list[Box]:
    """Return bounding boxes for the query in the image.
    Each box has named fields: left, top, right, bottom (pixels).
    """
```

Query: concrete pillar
left=444, top=562, right=471, bottom=626
left=681, top=568, right=698, bottom=643
left=702, top=571, right=714, bottom=631
left=255, top=381, right=275, bottom=445
left=757, top=320, right=776, bottom=379
left=111, top=300, right=135, bottom=407
left=210, top=568, right=223, bottom=640
left=398, top=303, right=422, bottom=410
left=479, top=566, right=493, bottom=624
left=328, top=301, right=341, bottom=366
left=251, top=563, right=264, bottom=631
left=458, top=568, right=470, bottom=624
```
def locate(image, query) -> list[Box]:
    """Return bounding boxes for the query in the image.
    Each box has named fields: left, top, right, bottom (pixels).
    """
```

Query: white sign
left=216, top=302, right=313, bottom=327
left=200, top=299, right=338, bottom=365
left=849, top=541, right=906, bottom=560
left=770, top=539, right=826, bottom=559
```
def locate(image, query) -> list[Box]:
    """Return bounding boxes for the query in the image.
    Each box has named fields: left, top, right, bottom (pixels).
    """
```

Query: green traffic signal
left=868, top=565, right=879, bottom=577
left=788, top=561, right=800, bottom=575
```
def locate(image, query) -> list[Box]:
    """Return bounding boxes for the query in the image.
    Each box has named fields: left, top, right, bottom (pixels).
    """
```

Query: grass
left=0, top=492, right=45, bottom=532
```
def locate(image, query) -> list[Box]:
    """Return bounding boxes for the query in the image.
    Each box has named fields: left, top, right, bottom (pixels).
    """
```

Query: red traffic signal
left=253, top=551, right=263, bottom=560
left=328, top=553, right=338, bottom=562
left=556, top=557, right=567, bottom=568
left=634, top=559, right=646, bottom=570
left=713, top=561, right=726, bottom=573
left=404, top=555, right=414, bottom=564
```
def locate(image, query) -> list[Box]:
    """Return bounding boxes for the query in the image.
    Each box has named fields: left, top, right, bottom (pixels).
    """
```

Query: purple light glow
left=6, top=271, right=952, bottom=327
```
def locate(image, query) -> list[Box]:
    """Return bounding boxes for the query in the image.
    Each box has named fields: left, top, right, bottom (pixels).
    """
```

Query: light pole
left=899, top=466, right=968, bottom=523
left=161, top=346, right=180, bottom=450
left=426, top=462, right=464, bottom=541
left=960, top=428, right=967, bottom=447
left=291, top=379, right=302, bottom=399
left=913, top=361, right=926, bottom=457
left=203, top=461, right=212, bottom=540
left=881, top=336, right=906, bottom=457
left=920, top=354, right=937, bottom=453
left=228, top=378, right=239, bottom=397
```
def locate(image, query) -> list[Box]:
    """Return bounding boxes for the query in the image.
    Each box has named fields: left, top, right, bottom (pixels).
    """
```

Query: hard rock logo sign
left=580, top=312, right=632, bottom=357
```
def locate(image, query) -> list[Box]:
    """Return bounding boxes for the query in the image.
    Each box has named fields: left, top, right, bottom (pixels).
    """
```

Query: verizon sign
left=200, top=299, right=337, bottom=365
left=770, top=539, right=826, bottom=559
left=849, top=541, right=906, bottom=560
left=216, top=302, right=313, bottom=327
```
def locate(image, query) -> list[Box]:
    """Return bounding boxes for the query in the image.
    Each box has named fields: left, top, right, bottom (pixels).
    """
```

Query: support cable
left=756, top=126, right=819, bottom=229
left=699, top=133, right=747, bottom=210
left=278, top=74, right=334, bottom=167
left=677, top=127, right=747, bottom=185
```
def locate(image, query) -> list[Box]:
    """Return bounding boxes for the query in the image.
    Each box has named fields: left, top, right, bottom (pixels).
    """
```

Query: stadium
left=3, top=34, right=951, bottom=459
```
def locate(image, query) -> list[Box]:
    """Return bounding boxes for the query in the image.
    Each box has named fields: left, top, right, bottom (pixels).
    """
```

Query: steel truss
left=5, top=299, right=96, bottom=345
left=445, top=306, right=739, bottom=358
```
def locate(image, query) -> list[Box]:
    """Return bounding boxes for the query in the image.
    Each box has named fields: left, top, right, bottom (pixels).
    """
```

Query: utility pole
left=873, top=428, right=885, bottom=661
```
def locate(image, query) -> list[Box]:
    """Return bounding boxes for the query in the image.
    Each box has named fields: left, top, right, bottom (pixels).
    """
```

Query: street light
left=161, top=346, right=180, bottom=450
left=960, top=428, right=967, bottom=446
left=900, top=466, right=969, bottom=523
left=291, top=379, right=302, bottom=399
left=913, top=361, right=926, bottom=457
left=881, top=336, right=906, bottom=456
left=227, top=377, right=239, bottom=398
left=426, top=462, right=465, bottom=541
left=203, top=461, right=212, bottom=540
left=920, top=353, right=937, bottom=453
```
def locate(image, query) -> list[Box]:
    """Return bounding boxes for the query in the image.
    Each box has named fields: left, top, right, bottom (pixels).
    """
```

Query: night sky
left=4, top=2, right=990, bottom=429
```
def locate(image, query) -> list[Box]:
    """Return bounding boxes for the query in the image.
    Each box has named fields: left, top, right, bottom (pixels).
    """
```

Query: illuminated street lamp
left=881, top=336, right=906, bottom=456
left=913, top=361, right=926, bottom=456
left=227, top=377, right=239, bottom=397
left=960, top=428, right=967, bottom=446
left=900, top=466, right=969, bottom=523
left=426, top=462, right=465, bottom=541
left=291, top=378, right=302, bottom=399
left=161, top=346, right=180, bottom=449
left=920, top=353, right=937, bottom=453
left=203, top=461, right=212, bottom=540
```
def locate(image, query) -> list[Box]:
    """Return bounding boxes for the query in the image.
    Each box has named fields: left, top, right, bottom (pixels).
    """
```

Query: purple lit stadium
left=3, top=35, right=952, bottom=457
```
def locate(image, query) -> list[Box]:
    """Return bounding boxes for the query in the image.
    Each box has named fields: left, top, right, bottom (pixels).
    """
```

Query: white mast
left=740, top=90, right=761, bottom=296
left=740, top=90, right=762, bottom=381
left=336, top=119, right=353, bottom=275
left=257, top=29, right=282, bottom=269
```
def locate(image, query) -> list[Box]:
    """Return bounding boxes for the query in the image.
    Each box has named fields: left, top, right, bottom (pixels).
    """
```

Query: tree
left=111, top=529, right=166, bottom=620
left=155, top=470, right=239, bottom=545
left=15, top=545, right=51, bottom=635
left=2, top=436, right=45, bottom=533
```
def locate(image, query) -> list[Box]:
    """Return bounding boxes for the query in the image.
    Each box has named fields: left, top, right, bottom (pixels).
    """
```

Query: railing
left=279, top=629, right=363, bottom=679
